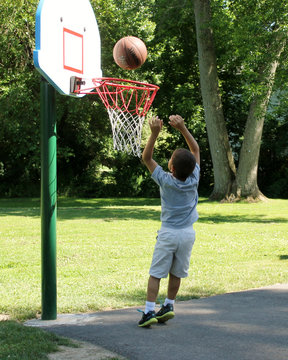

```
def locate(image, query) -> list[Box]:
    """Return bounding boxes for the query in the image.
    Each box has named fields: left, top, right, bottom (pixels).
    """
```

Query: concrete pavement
left=26, top=284, right=288, bottom=360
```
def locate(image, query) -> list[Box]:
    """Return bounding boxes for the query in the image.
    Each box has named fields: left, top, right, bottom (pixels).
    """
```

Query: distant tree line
left=0, top=0, right=287, bottom=199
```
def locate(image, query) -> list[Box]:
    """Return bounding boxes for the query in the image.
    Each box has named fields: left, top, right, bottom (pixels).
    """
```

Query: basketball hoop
left=72, top=77, right=159, bottom=157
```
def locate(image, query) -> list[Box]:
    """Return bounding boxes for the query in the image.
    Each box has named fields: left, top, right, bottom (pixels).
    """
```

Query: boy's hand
left=169, top=114, right=186, bottom=131
left=169, top=114, right=200, bottom=165
left=149, top=116, right=163, bottom=136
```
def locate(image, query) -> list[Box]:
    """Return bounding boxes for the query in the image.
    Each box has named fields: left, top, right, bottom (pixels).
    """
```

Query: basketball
left=113, top=36, right=147, bottom=70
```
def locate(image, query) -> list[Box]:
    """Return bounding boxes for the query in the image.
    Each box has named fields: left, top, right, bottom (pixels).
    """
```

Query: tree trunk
left=193, top=0, right=236, bottom=201
left=232, top=36, right=287, bottom=201
left=193, top=0, right=287, bottom=202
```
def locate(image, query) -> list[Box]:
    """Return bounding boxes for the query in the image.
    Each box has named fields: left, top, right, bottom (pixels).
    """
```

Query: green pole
left=41, top=78, right=57, bottom=320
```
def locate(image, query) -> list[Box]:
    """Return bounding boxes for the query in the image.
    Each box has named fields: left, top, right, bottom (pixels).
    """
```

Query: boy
left=138, top=114, right=200, bottom=327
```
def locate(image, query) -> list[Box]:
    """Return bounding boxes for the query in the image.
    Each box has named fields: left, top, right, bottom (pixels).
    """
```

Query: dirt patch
left=48, top=340, right=127, bottom=360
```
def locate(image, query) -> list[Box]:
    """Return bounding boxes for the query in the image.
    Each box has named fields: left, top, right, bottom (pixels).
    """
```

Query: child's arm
left=142, top=116, right=163, bottom=174
left=169, top=115, right=200, bottom=165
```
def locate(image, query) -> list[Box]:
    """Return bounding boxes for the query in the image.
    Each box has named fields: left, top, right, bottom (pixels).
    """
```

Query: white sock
left=145, top=301, right=155, bottom=314
left=164, top=298, right=175, bottom=306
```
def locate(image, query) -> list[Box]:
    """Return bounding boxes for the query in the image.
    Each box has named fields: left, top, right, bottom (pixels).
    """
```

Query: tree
left=0, top=0, right=287, bottom=198
left=0, top=0, right=41, bottom=196
left=193, top=0, right=287, bottom=201
left=193, top=0, right=236, bottom=200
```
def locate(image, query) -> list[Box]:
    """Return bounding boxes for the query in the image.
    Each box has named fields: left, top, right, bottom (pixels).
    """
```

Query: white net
left=108, top=108, right=145, bottom=157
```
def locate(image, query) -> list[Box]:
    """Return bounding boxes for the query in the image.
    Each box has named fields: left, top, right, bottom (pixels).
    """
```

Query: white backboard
left=33, top=0, right=102, bottom=97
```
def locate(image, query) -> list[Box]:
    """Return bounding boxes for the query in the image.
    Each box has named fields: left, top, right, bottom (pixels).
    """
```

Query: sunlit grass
left=0, top=197, right=287, bottom=320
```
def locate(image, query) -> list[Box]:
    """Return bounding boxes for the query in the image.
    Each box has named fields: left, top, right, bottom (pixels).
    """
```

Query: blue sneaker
left=138, top=310, right=158, bottom=327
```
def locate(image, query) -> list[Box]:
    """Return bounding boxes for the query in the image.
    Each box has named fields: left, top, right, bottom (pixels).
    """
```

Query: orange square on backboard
left=63, top=28, right=83, bottom=74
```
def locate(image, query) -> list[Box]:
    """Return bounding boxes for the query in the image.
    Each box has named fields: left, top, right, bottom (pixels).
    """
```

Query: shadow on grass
left=0, top=208, right=40, bottom=217
left=0, top=197, right=160, bottom=208
left=56, top=207, right=161, bottom=221
left=279, top=255, right=288, bottom=260
left=103, top=285, right=225, bottom=307
left=1, top=206, right=287, bottom=224
left=6, top=286, right=224, bottom=321
left=0, top=198, right=287, bottom=223
left=57, top=198, right=161, bottom=208
left=0, top=320, right=77, bottom=360
left=0, top=198, right=162, bottom=221
left=199, top=214, right=288, bottom=224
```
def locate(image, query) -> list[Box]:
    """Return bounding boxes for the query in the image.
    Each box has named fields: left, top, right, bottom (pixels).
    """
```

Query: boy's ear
left=170, top=164, right=176, bottom=176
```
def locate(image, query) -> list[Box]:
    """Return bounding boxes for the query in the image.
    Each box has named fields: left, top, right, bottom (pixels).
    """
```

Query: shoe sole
left=156, top=311, right=175, bottom=323
left=138, top=317, right=158, bottom=327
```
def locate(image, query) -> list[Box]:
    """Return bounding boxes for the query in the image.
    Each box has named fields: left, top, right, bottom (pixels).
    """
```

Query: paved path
left=26, top=284, right=288, bottom=360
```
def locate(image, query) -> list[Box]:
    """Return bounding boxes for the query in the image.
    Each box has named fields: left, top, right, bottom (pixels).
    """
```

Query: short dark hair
left=171, top=148, right=196, bottom=181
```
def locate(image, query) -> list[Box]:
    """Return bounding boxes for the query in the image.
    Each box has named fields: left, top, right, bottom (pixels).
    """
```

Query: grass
left=0, top=320, right=77, bottom=360
left=0, top=197, right=288, bottom=358
left=1, top=197, right=288, bottom=319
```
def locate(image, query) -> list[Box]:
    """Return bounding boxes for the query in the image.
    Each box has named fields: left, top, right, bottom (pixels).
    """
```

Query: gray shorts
left=149, top=226, right=196, bottom=279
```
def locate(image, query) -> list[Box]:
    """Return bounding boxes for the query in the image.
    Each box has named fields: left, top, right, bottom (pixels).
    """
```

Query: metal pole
left=40, top=78, right=57, bottom=320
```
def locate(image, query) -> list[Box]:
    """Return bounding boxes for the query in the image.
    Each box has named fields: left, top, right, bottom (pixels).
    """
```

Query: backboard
left=33, top=0, right=102, bottom=97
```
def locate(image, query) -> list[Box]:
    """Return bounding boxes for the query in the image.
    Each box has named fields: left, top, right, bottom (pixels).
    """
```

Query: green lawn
left=1, top=197, right=288, bottom=321
left=0, top=320, right=77, bottom=360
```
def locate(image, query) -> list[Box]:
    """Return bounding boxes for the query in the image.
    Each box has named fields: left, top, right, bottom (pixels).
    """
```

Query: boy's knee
left=169, top=273, right=180, bottom=280
left=150, top=275, right=161, bottom=281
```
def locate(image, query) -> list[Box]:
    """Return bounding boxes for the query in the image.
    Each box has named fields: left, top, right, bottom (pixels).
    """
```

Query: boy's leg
left=147, top=275, right=161, bottom=302
left=167, top=272, right=181, bottom=300
left=138, top=276, right=160, bottom=327
left=155, top=273, right=180, bottom=323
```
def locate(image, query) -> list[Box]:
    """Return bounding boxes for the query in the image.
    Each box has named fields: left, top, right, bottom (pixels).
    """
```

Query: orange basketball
left=113, top=36, right=147, bottom=70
